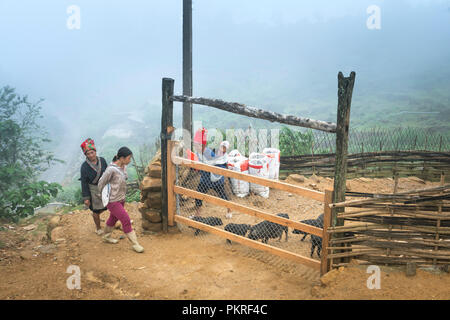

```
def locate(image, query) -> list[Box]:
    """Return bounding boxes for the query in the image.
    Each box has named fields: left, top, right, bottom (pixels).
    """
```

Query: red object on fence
left=249, top=163, right=265, bottom=170
left=229, top=159, right=249, bottom=171
left=240, top=159, right=249, bottom=171
left=186, top=149, right=199, bottom=161
left=193, top=128, right=207, bottom=146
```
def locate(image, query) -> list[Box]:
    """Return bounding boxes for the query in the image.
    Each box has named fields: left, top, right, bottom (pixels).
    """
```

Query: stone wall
left=138, top=150, right=163, bottom=232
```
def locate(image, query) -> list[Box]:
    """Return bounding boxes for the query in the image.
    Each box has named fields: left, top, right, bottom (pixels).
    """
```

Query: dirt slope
left=0, top=177, right=449, bottom=300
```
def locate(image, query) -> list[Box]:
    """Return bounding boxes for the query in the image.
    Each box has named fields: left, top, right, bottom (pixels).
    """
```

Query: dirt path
left=0, top=204, right=321, bottom=300
left=0, top=177, right=449, bottom=300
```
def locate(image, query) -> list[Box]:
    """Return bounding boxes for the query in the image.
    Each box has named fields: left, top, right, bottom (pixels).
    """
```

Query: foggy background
left=1, top=0, right=449, bottom=184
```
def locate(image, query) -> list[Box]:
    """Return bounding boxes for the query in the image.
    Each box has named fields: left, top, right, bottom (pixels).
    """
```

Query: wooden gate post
left=332, top=71, right=356, bottom=265
left=167, top=140, right=177, bottom=227
left=161, top=78, right=174, bottom=233
left=183, top=0, right=193, bottom=151
left=321, top=189, right=333, bottom=275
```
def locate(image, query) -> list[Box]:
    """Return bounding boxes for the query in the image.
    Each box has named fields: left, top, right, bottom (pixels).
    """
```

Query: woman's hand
left=84, top=199, right=91, bottom=207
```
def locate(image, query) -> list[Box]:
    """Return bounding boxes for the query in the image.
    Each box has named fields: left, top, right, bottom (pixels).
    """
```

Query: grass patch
left=60, top=204, right=84, bottom=214
left=36, top=221, right=47, bottom=232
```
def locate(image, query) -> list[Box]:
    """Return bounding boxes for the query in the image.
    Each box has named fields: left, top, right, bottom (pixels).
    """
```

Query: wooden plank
left=328, top=223, right=450, bottom=234
left=161, top=78, right=174, bottom=233
left=175, top=215, right=321, bottom=270
left=321, top=189, right=333, bottom=276
left=171, top=95, right=337, bottom=133
left=167, top=140, right=177, bottom=227
left=173, top=156, right=325, bottom=202
left=174, top=185, right=324, bottom=237
left=327, top=249, right=381, bottom=259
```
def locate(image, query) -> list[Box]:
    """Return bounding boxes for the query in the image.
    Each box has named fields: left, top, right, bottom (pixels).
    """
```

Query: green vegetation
left=126, top=188, right=141, bottom=203
left=53, top=185, right=83, bottom=206
left=0, top=86, right=63, bottom=222
left=279, top=127, right=314, bottom=156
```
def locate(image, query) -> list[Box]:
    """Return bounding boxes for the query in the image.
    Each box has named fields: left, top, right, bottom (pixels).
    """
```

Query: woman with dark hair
left=79, top=138, right=108, bottom=235
left=97, top=147, right=144, bottom=253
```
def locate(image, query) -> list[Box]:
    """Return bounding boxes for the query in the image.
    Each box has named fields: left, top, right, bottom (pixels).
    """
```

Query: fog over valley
left=1, top=0, right=449, bottom=183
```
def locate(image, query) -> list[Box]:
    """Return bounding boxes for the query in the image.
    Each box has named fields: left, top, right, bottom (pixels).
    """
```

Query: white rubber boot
left=126, top=231, right=144, bottom=253
left=102, top=225, right=119, bottom=244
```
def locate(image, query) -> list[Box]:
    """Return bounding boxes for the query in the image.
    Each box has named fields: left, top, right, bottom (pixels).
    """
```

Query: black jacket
left=80, top=157, right=108, bottom=201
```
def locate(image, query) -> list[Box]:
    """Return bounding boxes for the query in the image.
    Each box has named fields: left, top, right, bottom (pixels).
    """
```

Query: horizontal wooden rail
left=170, top=95, right=337, bottom=133
left=175, top=215, right=321, bottom=270
left=281, top=151, right=450, bottom=161
left=173, top=156, right=325, bottom=202
left=174, top=186, right=323, bottom=237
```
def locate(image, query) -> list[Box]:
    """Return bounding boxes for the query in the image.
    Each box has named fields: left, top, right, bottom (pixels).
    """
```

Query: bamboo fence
left=327, top=183, right=450, bottom=268
left=280, top=151, right=450, bottom=182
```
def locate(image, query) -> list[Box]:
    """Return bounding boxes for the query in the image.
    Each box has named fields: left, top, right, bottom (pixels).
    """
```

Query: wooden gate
left=166, top=140, right=333, bottom=275
left=159, top=74, right=356, bottom=275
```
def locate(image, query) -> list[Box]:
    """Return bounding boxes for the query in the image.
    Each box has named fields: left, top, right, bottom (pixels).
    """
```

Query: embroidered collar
left=86, top=157, right=101, bottom=172
left=86, top=157, right=103, bottom=184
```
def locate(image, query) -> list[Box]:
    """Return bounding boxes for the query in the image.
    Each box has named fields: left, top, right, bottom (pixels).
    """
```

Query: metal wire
left=174, top=162, right=325, bottom=274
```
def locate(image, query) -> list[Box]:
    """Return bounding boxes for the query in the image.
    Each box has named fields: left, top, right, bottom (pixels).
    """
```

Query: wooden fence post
left=332, top=71, right=356, bottom=265
left=433, top=172, right=445, bottom=266
left=167, top=140, right=177, bottom=227
left=183, top=0, right=193, bottom=151
left=321, top=189, right=333, bottom=275
left=161, top=78, right=174, bottom=233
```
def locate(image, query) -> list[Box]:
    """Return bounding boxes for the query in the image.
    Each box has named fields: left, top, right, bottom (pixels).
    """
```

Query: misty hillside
left=1, top=0, right=449, bottom=184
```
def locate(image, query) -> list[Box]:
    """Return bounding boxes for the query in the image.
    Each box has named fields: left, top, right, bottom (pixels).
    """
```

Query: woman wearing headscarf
left=80, top=138, right=108, bottom=235
left=97, top=146, right=144, bottom=253
left=192, top=128, right=232, bottom=218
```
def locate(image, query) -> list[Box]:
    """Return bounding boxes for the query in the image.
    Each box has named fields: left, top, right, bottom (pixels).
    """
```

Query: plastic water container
left=248, top=156, right=270, bottom=198
left=227, top=156, right=250, bottom=197
left=228, top=149, right=242, bottom=158
left=263, top=148, right=281, bottom=179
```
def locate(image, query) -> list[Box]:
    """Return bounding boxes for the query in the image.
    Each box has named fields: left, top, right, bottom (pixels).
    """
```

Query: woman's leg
left=195, top=177, right=211, bottom=216
left=91, top=210, right=104, bottom=234
left=213, top=181, right=229, bottom=201
left=108, top=201, right=132, bottom=234
left=104, top=201, right=142, bottom=252
left=114, top=201, right=144, bottom=253
left=103, top=205, right=119, bottom=244
left=105, top=206, right=119, bottom=228
left=92, top=212, right=101, bottom=229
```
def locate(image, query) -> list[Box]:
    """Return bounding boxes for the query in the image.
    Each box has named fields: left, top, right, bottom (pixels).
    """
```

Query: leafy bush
left=53, top=185, right=83, bottom=206
left=0, top=86, right=62, bottom=221
left=126, top=188, right=141, bottom=203
left=279, top=126, right=314, bottom=156
left=0, top=181, right=61, bottom=222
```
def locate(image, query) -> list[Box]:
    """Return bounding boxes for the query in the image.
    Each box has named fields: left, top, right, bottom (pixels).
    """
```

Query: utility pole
left=183, top=0, right=193, bottom=151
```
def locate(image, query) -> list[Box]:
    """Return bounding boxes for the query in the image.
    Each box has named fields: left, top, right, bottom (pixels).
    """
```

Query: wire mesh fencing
left=278, top=127, right=450, bottom=181
left=280, top=126, right=450, bottom=156
left=172, top=161, right=326, bottom=274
